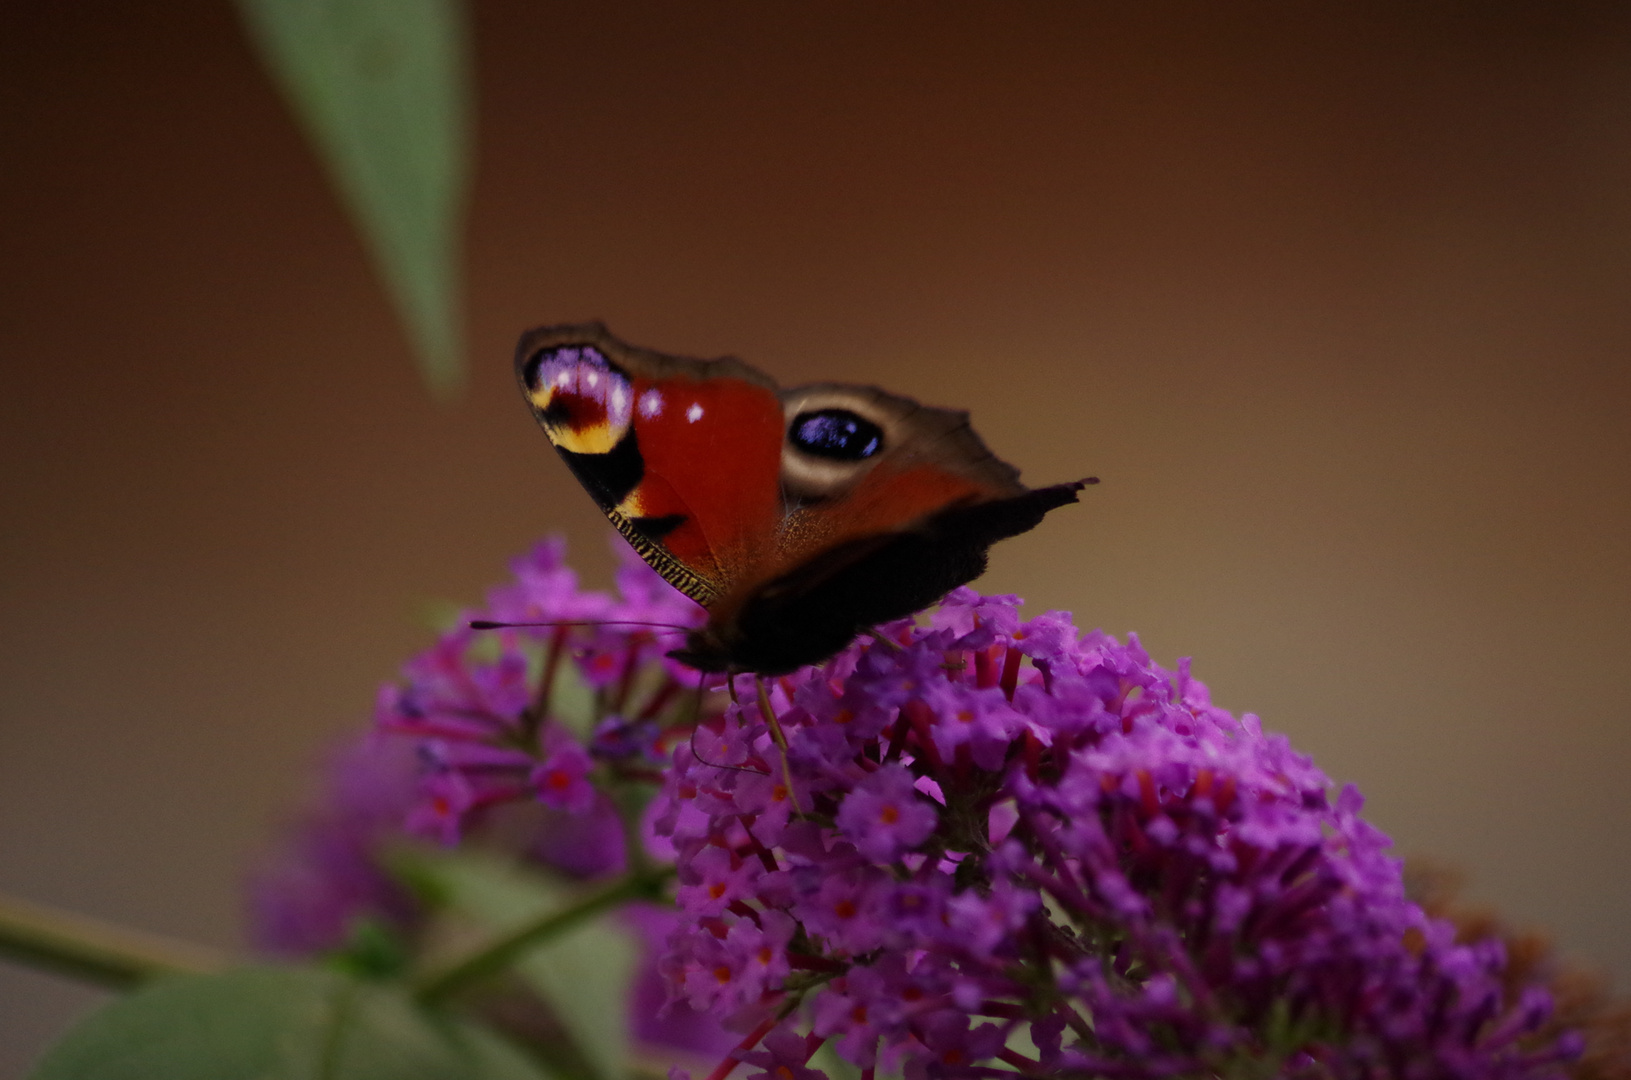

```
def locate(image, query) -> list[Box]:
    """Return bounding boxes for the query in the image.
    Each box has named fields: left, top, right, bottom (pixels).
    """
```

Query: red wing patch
left=619, top=373, right=785, bottom=589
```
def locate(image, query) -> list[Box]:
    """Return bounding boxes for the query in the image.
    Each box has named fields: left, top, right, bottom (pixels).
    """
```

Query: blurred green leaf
left=27, top=966, right=548, bottom=1080
left=236, top=0, right=472, bottom=394
left=809, top=1039, right=863, bottom=1080
left=549, top=660, right=597, bottom=741
left=420, top=853, right=641, bottom=1080
left=329, top=917, right=416, bottom=980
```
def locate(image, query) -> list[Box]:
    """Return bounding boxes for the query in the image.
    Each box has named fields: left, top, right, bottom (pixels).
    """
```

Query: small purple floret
left=835, top=763, right=938, bottom=862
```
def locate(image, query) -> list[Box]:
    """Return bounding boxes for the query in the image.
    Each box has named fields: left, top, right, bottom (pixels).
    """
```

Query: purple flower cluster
left=653, top=589, right=1578, bottom=1080
left=252, top=534, right=1585, bottom=1079
left=252, top=537, right=736, bottom=1058
left=375, top=537, right=705, bottom=848
left=248, top=733, right=424, bottom=956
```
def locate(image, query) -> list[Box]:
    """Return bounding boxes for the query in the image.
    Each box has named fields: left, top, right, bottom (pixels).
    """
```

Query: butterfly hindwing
left=769, top=382, right=1034, bottom=569
left=724, top=382, right=1088, bottom=671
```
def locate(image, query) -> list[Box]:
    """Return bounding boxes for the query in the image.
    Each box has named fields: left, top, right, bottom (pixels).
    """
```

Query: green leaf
left=549, top=661, right=597, bottom=741
left=27, top=966, right=549, bottom=1080
left=421, top=854, right=641, bottom=1080
left=235, top=0, right=472, bottom=394
left=808, top=1039, right=863, bottom=1080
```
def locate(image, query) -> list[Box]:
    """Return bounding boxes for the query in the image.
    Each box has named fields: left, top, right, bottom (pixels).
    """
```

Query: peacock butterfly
left=514, top=323, right=1094, bottom=676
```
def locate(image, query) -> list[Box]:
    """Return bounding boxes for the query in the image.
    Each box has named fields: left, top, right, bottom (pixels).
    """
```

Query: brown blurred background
left=3, top=1, right=1630, bottom=1073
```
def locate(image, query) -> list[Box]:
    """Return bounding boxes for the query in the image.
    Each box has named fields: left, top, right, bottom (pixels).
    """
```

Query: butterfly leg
left=864, top=629, right=904, bottom=654
left=754, top=675, right=805, bottom=816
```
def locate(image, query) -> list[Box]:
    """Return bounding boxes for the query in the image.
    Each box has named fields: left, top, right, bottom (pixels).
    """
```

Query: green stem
left=413, top=866, right=673, bottom=1005
left=0, top=892, right=225, bottom=990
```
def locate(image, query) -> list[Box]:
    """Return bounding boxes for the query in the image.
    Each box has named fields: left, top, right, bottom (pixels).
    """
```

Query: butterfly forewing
left=516, top=324, right=785, bottom=606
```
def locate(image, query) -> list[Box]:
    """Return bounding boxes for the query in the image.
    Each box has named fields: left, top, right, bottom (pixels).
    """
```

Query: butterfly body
left=516, top=323, right=1091, bottom=675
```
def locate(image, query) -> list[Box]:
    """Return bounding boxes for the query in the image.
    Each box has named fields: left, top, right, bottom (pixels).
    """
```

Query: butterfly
left=514, top=323, right=1094, bottom=676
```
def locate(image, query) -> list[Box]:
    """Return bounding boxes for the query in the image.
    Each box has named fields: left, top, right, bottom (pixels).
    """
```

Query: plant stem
left=0, top=891, right=225, bottom=990
left=413, top=866, right=673, bottom=1005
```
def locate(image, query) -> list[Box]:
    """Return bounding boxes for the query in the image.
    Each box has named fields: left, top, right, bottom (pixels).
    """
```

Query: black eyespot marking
left=789, top=409, right=884, bottom=461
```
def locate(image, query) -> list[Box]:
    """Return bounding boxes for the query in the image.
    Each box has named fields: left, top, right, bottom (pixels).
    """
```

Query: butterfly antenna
left=755, top=675, right=805, bottom=817
left=686, top=670, right=766, bottom=775
left=469, top=619, right=693, bottom=632
left=688, top=724, right=769, bottom=776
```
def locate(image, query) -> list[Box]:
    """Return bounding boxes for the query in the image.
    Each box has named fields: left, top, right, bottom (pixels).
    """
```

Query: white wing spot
left=585, top=371, right=600, bottom=388
left=555, top=371, right=570, bottom=387
left=686, top=402, right=704, bottom=423
left=639, top=389, right=665, bottom=418
left=611, top=385, right=627, bottom=411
